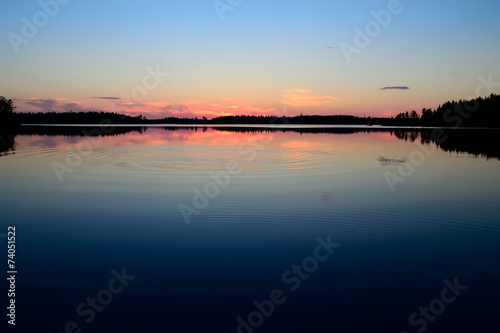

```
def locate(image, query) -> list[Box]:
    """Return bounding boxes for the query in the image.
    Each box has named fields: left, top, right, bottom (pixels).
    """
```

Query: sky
left=1, top=0, right=500, bottom=119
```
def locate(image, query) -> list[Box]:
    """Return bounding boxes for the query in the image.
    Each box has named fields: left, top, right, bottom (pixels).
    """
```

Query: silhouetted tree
left=0, top=96, right=15, bottom=114
left=0, top=96, right=17, bottom=128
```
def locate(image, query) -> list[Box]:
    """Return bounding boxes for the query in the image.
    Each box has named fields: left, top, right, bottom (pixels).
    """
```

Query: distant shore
left=19, top=123, right=500, bottom=130
left=3, top=94, right=500, bottom=129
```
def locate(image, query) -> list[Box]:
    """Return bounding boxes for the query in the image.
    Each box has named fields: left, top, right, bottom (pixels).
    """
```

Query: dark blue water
left=1, top=127, right=499, bottom=332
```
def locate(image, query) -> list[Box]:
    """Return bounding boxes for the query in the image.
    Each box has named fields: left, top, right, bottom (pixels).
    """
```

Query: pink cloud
left=107, top=98, right=276, bottom=119
left=15, top=96, right=276, bottom=119
left=281, top=89, right=342, bottom=108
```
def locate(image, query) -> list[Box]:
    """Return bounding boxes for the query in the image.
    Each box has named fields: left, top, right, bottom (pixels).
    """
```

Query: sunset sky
left=1, top=0, right=500, bottom=119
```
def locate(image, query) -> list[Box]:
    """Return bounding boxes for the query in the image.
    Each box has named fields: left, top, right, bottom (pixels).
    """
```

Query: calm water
left=1, top=126, right=499, bottom=332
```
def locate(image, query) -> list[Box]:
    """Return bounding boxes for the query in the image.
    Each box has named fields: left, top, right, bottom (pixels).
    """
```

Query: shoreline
left=19, top=123, right=500, bottom=130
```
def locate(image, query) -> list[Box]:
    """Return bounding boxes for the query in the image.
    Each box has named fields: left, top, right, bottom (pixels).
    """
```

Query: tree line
left=2, top=94, right=500, bottom=127
left=394, top=94, right=500, bottom=127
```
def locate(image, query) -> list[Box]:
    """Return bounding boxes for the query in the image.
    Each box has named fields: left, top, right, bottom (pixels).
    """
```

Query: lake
left=1, top=125, right=499, bottom=332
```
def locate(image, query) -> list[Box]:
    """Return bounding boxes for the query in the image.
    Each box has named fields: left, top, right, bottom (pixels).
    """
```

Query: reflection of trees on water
left=1, top=126, right=499, bottom=160
left=0, top=126, right=146, bottom=157
left=12, top=125, right=147, bottom=136
left=391, top=130, right=420, bottom=142
left=213, top=127, right=500, bottom=159
left=0, top=133, right=16, bottom=156
left=390, top=129, right=500, bottom=160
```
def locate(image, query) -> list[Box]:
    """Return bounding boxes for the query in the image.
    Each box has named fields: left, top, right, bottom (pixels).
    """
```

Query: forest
left=1, top=94, right=500, bottom=128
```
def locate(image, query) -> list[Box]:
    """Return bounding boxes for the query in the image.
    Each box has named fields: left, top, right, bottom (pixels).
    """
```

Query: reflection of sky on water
left=0, top=128, right=499, bottom=332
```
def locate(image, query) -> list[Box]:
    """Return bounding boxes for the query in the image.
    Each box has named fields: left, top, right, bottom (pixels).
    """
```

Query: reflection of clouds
left=13, top=129, right=275, bottom=150
left=15, top=135, right=82, bottom=148
left=281, top=140, right=327, bottom=149
left=379, top=132, right=394, bottom=140
left=28, top=136, right=60, bottom=147
left=378, top=156, right=407, bottom=166
left=142, top=130, right=274, bottom=148
left=169, top=131, right=273, bottom=147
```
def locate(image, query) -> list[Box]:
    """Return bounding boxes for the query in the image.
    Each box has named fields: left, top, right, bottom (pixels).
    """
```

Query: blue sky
left=1, top=0, right=500, bottom=118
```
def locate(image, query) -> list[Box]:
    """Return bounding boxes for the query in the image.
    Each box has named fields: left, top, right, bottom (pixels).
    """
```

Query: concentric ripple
left=23, top=145, right=382, bottom=177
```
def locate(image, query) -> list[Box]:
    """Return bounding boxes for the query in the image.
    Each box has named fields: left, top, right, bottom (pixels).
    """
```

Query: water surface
left=1, top=126, right=499, bottom=332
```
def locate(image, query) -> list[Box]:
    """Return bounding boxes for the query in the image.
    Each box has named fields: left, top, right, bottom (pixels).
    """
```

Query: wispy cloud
left=281, top=88, right=342, bottom=108
left=15, top=97, right=277, bottom=119
left=90, top=97, right=121, bottom=100
left=325, top=46, right=336, bottom=49
left=17, top=98, right=86, bottom=112
left=380, top=86, right=410, bottom=90
left=109, top=98, right=275, bottom=119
